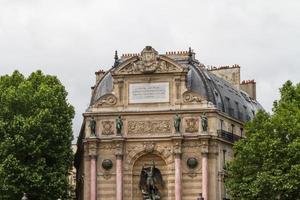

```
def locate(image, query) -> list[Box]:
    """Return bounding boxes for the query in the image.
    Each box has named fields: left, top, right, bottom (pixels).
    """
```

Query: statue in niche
left=201, top=112, right=208, bottom=132
left=116, top=115, right=123, bottom=135
left=174, top=114, right=181, bottom=133
left=139, top=160, right=164, bottom=200
left=89, top=116, right=96, bottom=137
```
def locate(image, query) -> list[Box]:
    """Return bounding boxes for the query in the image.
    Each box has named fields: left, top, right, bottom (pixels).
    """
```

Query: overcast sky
left=1, top=0, right=299, bottom=141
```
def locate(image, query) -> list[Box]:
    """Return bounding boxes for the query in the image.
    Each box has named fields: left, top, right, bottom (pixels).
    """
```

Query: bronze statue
left=89, top=116, right=96, bottom=137
left=116, top=115, right=123, bottom=135
left=174, top=114, right=181, bottom=133
left=201, top=113, right=208, bottom=132
left=139, top=161, right=164, bottom=200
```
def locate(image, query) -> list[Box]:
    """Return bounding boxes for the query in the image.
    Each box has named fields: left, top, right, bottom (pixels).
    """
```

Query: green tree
left=225, top=80, right=300, bottom=200
left=0, top=70, right=75, bottom=200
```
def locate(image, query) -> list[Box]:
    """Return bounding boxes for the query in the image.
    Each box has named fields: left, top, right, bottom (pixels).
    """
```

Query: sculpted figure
left=174, top=114, right=181, bottom=133
left=201, top=113, right=208, bottom=132
left=116, top=115, right=123, bottom=135
left=89, top=116, right=96, bottom=137
left=139, top=160, right=164, bottom=200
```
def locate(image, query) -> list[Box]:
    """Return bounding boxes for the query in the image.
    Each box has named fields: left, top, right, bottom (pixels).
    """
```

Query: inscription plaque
left=129, top=82, right=169, bottom=103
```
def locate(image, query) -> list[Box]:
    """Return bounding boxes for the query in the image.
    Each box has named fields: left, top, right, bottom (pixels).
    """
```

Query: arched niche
left=131, top=153, right=169, bottom=200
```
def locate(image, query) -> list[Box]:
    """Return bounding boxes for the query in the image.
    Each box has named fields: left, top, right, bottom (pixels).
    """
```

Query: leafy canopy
left=0, top=70, right=75, bottom=200
left=225, top=80, right=300, bottom=200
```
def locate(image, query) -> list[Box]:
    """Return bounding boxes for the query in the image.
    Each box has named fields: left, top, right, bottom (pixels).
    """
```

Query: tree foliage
left=0, top=71, right=75, bottom=199
left=225, top=81, right=300, bottom=200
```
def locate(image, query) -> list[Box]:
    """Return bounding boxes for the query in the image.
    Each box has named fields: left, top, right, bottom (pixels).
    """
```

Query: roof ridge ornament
left=115, top=46, right=185, bottom=75
left=114, top=50, right=119, bottom=67
left=137, top=46, right=159, bottom=73
left=188, top=47, right=193, bottom=64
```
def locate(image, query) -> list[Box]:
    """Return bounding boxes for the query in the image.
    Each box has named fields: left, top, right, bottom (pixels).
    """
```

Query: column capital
left=200, top=139, right=209, bottom=155
left=173, top=139, right=182, bottom=155
left=114, top=140, right=124, bottom=156
left=87, top=140, right=98, bottom=157
left=116, top=154, right=123, bottom=159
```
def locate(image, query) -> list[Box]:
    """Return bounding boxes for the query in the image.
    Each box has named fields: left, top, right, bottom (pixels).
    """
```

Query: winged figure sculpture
left=139, top=160, right=164, bottom=200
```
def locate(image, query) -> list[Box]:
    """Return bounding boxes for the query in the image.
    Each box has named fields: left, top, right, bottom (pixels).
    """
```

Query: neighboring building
left=74, top=46, right=262, bottom=200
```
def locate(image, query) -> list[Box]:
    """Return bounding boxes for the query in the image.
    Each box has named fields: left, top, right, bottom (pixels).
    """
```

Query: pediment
left=113, top=46, right=186, bottom=75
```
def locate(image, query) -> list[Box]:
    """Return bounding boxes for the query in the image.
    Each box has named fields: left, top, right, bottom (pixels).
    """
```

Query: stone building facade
left=74, top=46, right=262, bottom=200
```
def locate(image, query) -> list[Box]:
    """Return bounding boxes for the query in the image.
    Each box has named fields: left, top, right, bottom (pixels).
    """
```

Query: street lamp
left=21, top=193, right=28, bottom=200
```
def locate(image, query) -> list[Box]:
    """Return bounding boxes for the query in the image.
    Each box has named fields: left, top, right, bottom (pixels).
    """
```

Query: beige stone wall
left=181, top=140, right=202, bottom=200
left=209, top=66, right=240, bottom=89
left=80, top=112, right=244, bottom=200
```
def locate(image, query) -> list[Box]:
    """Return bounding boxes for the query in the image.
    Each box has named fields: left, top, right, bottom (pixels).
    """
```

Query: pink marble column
left=175, top=154, right=182, bottom=200
left=202, top=153, right=208, bottom=200
left=116, top=155, right=123, bottom=200
left=90, top=155, right=97, bottom=200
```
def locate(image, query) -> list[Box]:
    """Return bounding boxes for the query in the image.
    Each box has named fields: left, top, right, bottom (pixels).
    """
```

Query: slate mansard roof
left=90, top=48, right=263, bottom=122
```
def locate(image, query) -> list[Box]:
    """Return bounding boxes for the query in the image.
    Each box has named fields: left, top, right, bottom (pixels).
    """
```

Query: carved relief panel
left=184, top=117, right=199, bottom=133
left=127, top=120, right=172, bottom=136
left=101, top=121, right=114, bottom=135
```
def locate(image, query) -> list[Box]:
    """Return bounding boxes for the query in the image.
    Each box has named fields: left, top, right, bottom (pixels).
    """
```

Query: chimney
left=240, top=80, right=256, bottom=100
left=95, top=69, right=105, bottom=84
left=209, top=65, right=241, bottom=89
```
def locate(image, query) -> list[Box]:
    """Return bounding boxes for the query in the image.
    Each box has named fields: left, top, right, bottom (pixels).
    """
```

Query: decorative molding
left=182, top=91, right=205, bottom=103
left=116, top=46, right=183, bottom=75
left=88, top=142, right=97, bottom=156
left=127, top=120, right=171, bottom=135
left=182, top=141, right=201, bottom=149
left=124, top=143, right=173, bottom=171
left=99, top=143, right=115, bottom=150
left=143, top=142, right=156, bottom=153
left=102, top=172, right=112, bottom=180
left=185, top=118, right=199, bottom=133
left=115, top=141, right=124, bottom=156
left=187, top=170, right=198, bottom=178
left=173, top=141, right=182, bottom=155
left=201, top=140, right=209, bottom=154
left=95, top=94, right=117, bottom=107
left=101, top=121, right=114, bottom=135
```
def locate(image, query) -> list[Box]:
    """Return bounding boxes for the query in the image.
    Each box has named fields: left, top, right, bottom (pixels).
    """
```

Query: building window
left=220, top=119, right=224, bottom=130
left=240, top=127, right=243, bottom=138
left=226, top=97, right=234, bottom=117
left=223, top=149, right=226, bottom=168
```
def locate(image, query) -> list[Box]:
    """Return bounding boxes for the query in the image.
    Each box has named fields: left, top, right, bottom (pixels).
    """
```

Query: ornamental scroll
left=182, top=91, right=205, bottom=103
left=94, top=94, right=117, bottom=107
left=128, top=120, right=171, bottom=135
